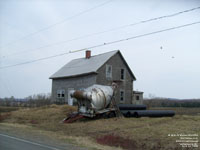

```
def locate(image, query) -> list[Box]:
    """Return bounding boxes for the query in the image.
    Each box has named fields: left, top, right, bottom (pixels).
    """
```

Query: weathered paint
left=51, top=74, right=96, bottom=104
left=71, top=84, right=114, bottom=112
left=132, top=91, right=143, bottom=105
left=51, top=51, right=135, bottom=105
left=96, top=52, right=134, bottom=104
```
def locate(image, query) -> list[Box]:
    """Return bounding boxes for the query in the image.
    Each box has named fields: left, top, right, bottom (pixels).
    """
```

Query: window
left=121, top=69, right=125, bottom=80
left=136, top=95, right=140, bottom=100
left=106, top=65, right=112, bottom=79
left=120, top=90, right=125, bottom=101
left=57, top=89, right=65, bottom=98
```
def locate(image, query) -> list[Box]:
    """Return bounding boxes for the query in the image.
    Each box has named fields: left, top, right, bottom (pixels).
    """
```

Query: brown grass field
left=0, top=105, right=200, bottom=150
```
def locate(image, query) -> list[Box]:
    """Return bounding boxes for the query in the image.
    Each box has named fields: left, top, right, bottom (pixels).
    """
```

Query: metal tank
left=70, top=84, right=116, bottom=117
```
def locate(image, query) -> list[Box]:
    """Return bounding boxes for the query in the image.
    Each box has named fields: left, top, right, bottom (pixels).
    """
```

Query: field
left=0, top=105, right=200, bottom=150
left=0, top=106, right=20, bottom=113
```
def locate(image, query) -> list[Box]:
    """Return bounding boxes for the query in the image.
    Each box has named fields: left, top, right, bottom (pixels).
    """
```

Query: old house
left=50, top=50, right=143, bottom=105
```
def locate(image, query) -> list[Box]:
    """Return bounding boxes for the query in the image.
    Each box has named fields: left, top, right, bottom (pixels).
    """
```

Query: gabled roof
left=50, top=50, right=118, bottom=79
left=50, top=50, right=136, bottom=80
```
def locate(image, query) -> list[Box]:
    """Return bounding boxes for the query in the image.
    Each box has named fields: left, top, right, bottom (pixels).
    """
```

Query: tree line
left=143, top=98, right=200, bottom=108
left=0, top=93, right=52, bottom=107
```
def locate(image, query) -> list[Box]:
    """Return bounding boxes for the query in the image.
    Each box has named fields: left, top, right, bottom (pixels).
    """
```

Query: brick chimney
left=85, top=50, right=91, bottom=59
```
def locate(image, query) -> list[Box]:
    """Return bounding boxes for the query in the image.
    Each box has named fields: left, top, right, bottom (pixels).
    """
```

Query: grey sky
left=0, top=0, right=200, bottom=99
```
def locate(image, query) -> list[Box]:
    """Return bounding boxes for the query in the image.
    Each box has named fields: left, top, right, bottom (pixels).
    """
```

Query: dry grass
left=1, top=105, right=200, bottom=150
left=0, top=106, right=20, bottom=113
left=6, top=104, right=76, bottom=125
left=149, top=107, right=200, bottom=115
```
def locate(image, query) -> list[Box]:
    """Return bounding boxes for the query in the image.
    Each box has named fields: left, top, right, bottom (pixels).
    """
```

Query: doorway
left=68, top=88, right=74, bottom=106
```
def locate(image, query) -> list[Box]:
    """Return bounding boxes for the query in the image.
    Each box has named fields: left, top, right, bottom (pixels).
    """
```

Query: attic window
left=57, top=89, right=65, bottom=98
left=106, top=65, right=112, bottom=79
left=121, top=69, right=125, bottom=80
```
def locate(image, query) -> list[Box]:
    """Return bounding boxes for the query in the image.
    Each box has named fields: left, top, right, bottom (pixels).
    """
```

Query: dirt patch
left=96, top=134, right=137, bottom=150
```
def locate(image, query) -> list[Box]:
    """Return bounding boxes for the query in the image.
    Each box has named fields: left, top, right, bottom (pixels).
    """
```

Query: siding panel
left=51, top=74, right=96, bottom=103
left=96, top=53, right=133, bottom=104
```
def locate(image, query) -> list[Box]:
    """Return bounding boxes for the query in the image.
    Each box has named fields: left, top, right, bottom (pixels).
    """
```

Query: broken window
left=106, top=65, right=112, bottom=79
left=120, top=90, right=125, bottom=101
left=57, top=89, right=65, bottom=98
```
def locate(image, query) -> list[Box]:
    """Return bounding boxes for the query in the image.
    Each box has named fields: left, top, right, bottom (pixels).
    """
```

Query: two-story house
left=50, top=50, right=141, bottom=105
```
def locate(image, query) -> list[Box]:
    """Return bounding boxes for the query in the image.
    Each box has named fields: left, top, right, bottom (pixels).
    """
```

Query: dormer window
left=106, top=65, right=112, bottom=79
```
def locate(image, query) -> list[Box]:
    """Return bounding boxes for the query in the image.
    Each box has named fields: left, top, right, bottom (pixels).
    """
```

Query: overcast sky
left=0, top=0, right=200, bottom=99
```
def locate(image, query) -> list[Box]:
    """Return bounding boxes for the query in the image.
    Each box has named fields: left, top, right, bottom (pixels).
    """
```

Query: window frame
left=120, top=89, right=125, bottom=102
left=120, top=68, right=126, bottom=80
left=136, top=95, right=140, bottom=100
left=106, top=64, right=112, bottom=79
left=57, top=89, right=65, bottom=98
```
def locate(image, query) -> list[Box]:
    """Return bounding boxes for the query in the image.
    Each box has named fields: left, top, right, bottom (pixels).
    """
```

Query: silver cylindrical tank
left=71, top=84, right=114, bottom=111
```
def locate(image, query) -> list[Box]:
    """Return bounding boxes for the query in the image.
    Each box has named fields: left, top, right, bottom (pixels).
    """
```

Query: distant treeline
left=143, top=98, right=200, bottom=108
left=0, top=94, right=52, bottom=107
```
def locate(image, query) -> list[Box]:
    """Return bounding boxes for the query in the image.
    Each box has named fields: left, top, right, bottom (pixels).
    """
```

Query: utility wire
left=129, top=6, right=200, bottom=25
left=0, top=0, right=114, bottom=49
left=0, top=21, right=200, bottom=69
left=2, top=6, right=200, bottom=58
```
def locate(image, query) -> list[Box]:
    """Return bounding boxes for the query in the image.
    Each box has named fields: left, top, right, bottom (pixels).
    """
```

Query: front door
left=68, top=88, right=74, bottom=106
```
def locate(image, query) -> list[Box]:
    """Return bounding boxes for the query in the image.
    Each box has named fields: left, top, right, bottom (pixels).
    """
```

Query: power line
left=0, top=21, right=199, bottom=69
left=0, top=0, right=114, bottom=49
left=129, top=6, right=200, bottom=26
left=2, top=6, right=200, bottom=58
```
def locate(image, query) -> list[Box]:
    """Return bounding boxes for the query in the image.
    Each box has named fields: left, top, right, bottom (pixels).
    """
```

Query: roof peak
left=72, top=50, right=119, bottom=61
left=90, top=50, right=119, bottom=58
